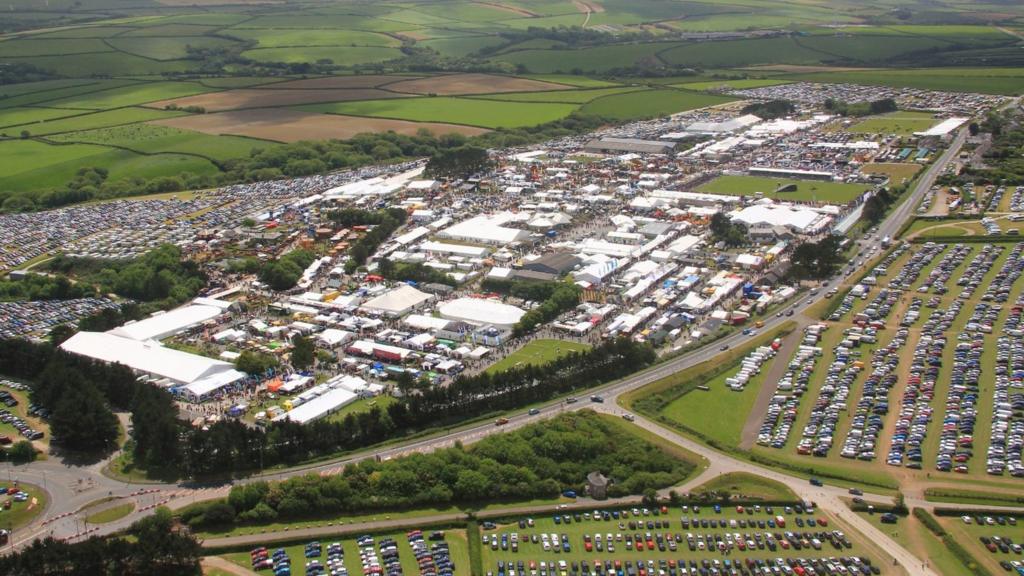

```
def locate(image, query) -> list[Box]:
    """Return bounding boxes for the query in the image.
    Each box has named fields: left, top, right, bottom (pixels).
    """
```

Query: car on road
left=848, top=488, right=863, bottom=496
left=809, top=478, right=823, bottom=487
left=565, top=397, right=578, bottom=404
left=719, top=344, right=730, bottom=351
left=495, top=417, right=509, bottom=426
left=528, top=408, right=540, bottom=416
left=590, top=395, right=604, bottom=403
left=622, top=413, right=635, bottom=422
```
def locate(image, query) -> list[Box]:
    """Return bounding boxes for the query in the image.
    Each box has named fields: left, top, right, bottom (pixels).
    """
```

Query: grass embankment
left=86, top=502, right=135, bottom=524
left=691, top=472, right=797, bottom=501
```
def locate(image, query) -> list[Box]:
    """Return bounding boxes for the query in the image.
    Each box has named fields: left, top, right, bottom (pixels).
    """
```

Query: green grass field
left=579, top=89, right=733, bottom=120
left=672, top=78, right=791, bottom=91
left=0, top=107, right=79, bottom=129
left=844, top=111, right=941, bottom=136
left=522, top=75, right=622, bottom=88
left=46, top=81, right=214, bottom=110
left=485, top=339, right=590, bottom=375
left=0, top=483, right=47, bottom=531
left=50, top=124, right=276, bottom=163
left=227, top=28, right=401, bottom=48
left=860, top=162, right=922, bottom=184
left=85, top=502, right=135, bottom=524
left=496, top=42, right=683, bottom=74
left=660, top=356, right=768, bottom=448
left=421, top=36, right=507, bottom=57
left=691, top=472, right=797, bottom=501
left=15, top=108, right=184, bottom=137
left=105, top=36, right=239, bottom=61
left=0, top=139, right=217, bottom=195
left=303, top=97, right=577, bottom=129
left=470, top=86, right=643, bottom=104
left=780, top=68, right=1024, bottom=95
left=698, top=175, right=869, bottom=204
left=241, top=46, right=403, bottom=66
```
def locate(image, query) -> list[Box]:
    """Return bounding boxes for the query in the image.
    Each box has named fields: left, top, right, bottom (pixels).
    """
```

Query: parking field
left=938, top=512, right=1024, bottom=575
left=768, top=238, right=1024, bottom=489
left=480, top=505, right=884, bottom=576
left=222, top=529, right=470, bottom=576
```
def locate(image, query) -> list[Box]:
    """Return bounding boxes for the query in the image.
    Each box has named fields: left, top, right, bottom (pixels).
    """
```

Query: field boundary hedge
left=913, top=508, right=994, bottom=576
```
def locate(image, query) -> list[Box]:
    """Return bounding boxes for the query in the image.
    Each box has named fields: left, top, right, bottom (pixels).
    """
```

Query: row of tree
left=258, top=249, right=316, bottom=291
left=823, top=97, right=897, bottom=117
left=0, top=333, right=655, bottom=478
left=0, top=274, right=96, bottom=302
left=328, top=208, right=408, bottom=273
left=513, top=283, right=582, bottom=337
left=181, top=411, right=692, bottom=529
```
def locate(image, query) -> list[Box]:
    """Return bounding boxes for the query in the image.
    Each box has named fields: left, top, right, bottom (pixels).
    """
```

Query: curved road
left=4, top=126, right=1006, bottom=575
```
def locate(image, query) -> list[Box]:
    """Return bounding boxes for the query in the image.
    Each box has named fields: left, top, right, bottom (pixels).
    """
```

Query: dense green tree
left=790, top=235, right=845, bottom=280
left=235, top=350, right=279, bottom=376
left=290, top=334, right=315, bottom=370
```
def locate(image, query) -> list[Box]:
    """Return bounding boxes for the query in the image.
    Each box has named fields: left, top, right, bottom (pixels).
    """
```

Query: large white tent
left=438, top=298, right=525, bottom=328
left=109, top=304, right=222, bottom=341
left=361, top=285, right=432, bottom=316
left=60, top=331, right=245, bottom=402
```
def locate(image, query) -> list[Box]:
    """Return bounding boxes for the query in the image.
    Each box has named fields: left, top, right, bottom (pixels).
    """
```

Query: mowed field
left=843, top=111, right=941, bottom=136
left=698, top=175, right=870, bottom=204
left=485, top=339, right=590, bottom=375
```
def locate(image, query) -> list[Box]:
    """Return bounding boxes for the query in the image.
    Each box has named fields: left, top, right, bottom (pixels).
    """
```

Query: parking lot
left=480, top=505, right=883, bottom=576
left=939, top=513, right=1024, bottom=575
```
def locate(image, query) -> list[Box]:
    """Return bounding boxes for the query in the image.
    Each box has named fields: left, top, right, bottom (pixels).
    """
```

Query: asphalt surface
left=4, top=125, right=1012, bottom=576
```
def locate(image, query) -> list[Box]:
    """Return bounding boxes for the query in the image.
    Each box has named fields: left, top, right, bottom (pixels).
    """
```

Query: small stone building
left=587, top=471, right=609, bottom=500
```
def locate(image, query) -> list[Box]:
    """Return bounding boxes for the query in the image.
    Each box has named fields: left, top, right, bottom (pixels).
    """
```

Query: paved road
left=5, top=125, right=1006, bottom=574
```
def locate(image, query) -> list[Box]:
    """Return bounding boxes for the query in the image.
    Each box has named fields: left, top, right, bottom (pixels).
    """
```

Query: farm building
left=520, top=252, right=581, bottom=276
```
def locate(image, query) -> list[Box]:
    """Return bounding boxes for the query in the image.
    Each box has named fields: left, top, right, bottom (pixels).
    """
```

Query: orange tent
left=266, top=378, right=283, bottom=393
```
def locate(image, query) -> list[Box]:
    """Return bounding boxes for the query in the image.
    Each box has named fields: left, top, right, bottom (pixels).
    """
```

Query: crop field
left=264, top=75, right=422, bottom=89
left=149, top=87, right=412, bottom=113
left=420, top=35, right=507, bottom=57
left=385, top=73, right=570, bottom=96
left=697, top=175, right=869, bottom=204
left=522, top=75, right=621, bottom=88
left=495, top=42, right=683, bottom=74
left=672, top=79, right=791, bottom=91
left=16, top=108, right=184, bottom=137
left=843, top=111, right=941, bottom=136
left=470, top=86, right=643, bottom=104
left=45, top=81, right=215, bottom=110
left=0, top=79, right=144, bottom=108
left=303, top=97, right=578, bottom=129
left=0, top=107, right=79, bottom=129
left=106, top=36, right=237, bottom=60
left=49, top=124, right=275, bottom=163
left=485, top=339, right=590, bottom=375
left=780, top=68, right=1024, bottom=95
left=153, top=109, right=489, bottom=143
left=579, top=89, right=733, bottom=120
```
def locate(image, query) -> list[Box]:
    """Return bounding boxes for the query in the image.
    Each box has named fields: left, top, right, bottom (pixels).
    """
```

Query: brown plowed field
left=263, top=75, right=422, bottom=90
left=386, top=73, right=569, bottom=95
left=151, top=108, right=489, bottom=142
left=147, top=88, right=410, bottom=112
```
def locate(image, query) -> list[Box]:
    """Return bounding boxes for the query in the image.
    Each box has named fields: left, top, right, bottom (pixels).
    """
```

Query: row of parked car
left=408, top=529, right=455, bottom=576
left=990, top=298, right=1024, bottom=477
left=796, top=326, right=860, bottom=458
left=839, top=313, right=904, bottom=461
left=757, top=343, right=820, bottom=449
left=0, top=409, right=42, bottom=442
left=1010, top=186, right=1024, bottom=212
left=919, top=244, right=972, bottom=295
left=488, top=554, right=878, bottom=576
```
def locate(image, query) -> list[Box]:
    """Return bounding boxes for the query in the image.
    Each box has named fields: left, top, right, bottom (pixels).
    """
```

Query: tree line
left=328, top=207, right=408, bottom=273
left=181, top=410, right=693, bottom=530
left=258, top=249, right=316, bottom=291
left=0, top=508, right=201, bottom=576
left=0, top=273, right=96, bottom=302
